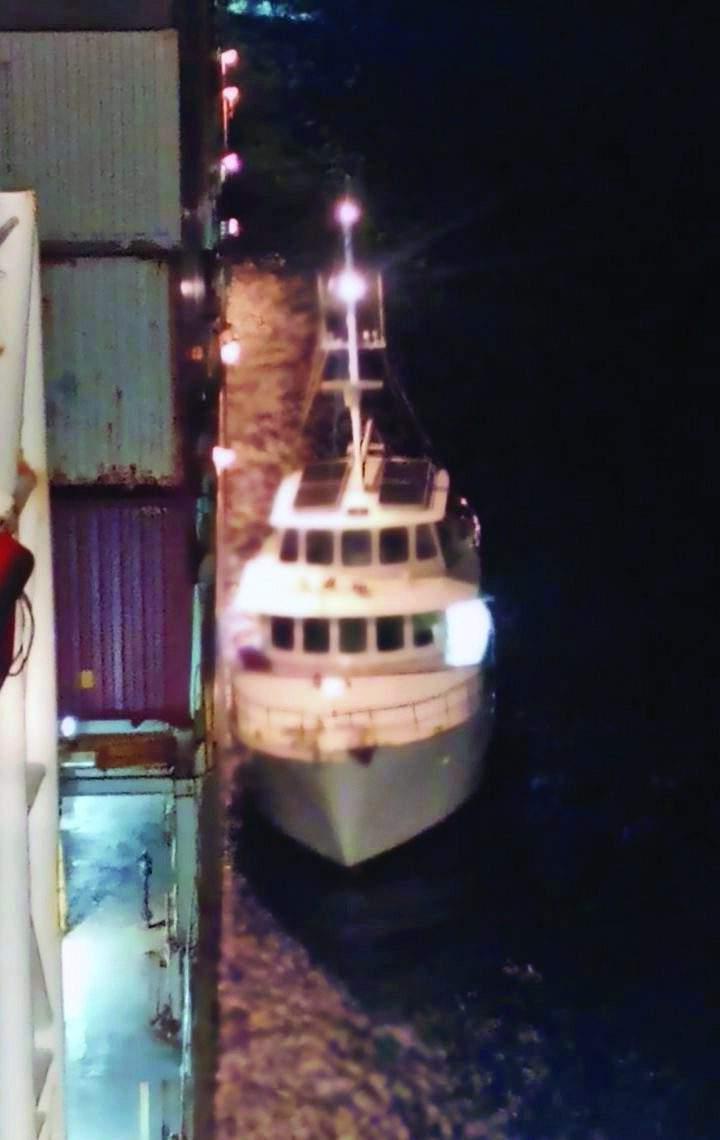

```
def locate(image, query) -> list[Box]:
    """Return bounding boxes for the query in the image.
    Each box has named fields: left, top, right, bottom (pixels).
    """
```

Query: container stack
left=0, top=4, right=219, bottom=745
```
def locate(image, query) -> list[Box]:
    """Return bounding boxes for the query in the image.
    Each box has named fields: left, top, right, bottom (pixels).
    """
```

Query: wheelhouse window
left=306, top=530, right=334, bottom=565
left=280, top=529, right=299, bottom=562
left=412, top=612, right=439, bottom=648
left=339, top=618, right=367, bottom=653
left=341, top=529, right=372, bottom=566
left=303, top=618, right=330, bottom=653
left=376, top=615, right=405, bottom=651
left=271, top=616, right=295, bottom=650
left=415, top=524, right=437, bottom=560
left=379, top=527, right=409, bottom=564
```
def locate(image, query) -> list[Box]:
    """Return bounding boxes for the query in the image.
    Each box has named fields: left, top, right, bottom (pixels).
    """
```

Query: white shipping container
left=42, top=258, right=180, bottom=485
left=0, top=31, right=181, bottom=246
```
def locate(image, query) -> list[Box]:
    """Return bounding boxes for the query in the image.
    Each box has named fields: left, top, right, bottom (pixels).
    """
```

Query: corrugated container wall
left=0, top=31, right=181, bottom=246
left=42, top=258, right=180, bottom=485
left=52, top=496, right=195, bottom=724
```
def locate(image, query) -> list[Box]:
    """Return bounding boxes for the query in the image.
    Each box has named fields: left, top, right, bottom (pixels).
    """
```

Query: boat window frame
left=305, top=529, right=335, bottom=566
left=375, top=614, right=406, bottom=652
left=341, top=528, right=373, bottom=566
left=279, top=529, right=300, bottom=562
left=412, top=611, right=440, bottom=648
left=415, top=523, right=438, bottom=561
left=338, top=617, right=368, bottom=654
left=270, top=615, right=295, bottom=650
left=379, top=526, right=410, bottom=565
left=302, top=617, right=331, bottom=653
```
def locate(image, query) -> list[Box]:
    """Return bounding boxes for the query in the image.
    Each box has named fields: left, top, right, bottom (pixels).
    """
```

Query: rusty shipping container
left=52, top=496, right=195, bottom=724
left=42, top=257, right=180, bottom=485
left=0, top=31, right=181, bottom=246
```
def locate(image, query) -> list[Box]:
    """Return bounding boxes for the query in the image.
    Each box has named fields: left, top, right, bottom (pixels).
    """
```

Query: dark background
left=220, top=4, right=718, bottom=1135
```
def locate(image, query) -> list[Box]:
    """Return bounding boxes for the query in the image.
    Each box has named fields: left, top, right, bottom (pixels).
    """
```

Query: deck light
left=444, top=598, right=493, bottom=667
left=59, top=715, right=78, bottom=740
left=335, top=198, right=361, bottom=228
left=334, top=269, right=366, bottom=305
left=212, top=446, right=236, bottom=473
left=320, top=676, right=347, bottom=699
left=180, top=276, right=204, bottom=301
left=220, top=48, right=239, bottom=71
left=220, top=152, right=243, bottom=178
left=220, top=218, right=242, bottom=239
left=220, top=338, right=242, bottom=365
left=222, top=85, right=241, bottom=108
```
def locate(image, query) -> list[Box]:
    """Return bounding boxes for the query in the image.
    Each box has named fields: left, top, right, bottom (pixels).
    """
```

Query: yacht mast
left=335, top=198, right=365, bottom=492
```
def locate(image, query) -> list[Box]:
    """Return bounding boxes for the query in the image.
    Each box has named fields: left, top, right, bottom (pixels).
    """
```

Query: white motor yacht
left=229, top=198, right=494, bottom=865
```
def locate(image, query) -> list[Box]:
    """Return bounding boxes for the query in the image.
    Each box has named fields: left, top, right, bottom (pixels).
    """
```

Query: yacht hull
left=241, top=705, right=492, bottom=866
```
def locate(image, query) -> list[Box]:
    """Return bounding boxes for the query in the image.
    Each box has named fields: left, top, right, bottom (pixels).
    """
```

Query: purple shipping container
left=52, top=496, right=195, bottom=724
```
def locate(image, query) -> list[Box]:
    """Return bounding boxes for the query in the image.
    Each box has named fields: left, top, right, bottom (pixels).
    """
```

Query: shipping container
left=42, top=258, right=181, bottom=485
left=0, top=31, right=181, bottom=246
left=52, top=495, right=195, bottom=724
left=0, top=1, right=174, bottom=31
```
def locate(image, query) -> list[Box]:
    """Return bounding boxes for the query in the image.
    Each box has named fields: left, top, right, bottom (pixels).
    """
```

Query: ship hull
left=241, top=705, right=492, bottom=866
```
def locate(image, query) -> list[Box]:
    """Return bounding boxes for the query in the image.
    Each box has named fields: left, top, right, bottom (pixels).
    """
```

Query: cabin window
left=306, top=530, right=334, bottom=565
left=415, top=524, right=437, bottom=560
left=376, top=615, right=405, bottom=651
left=412, top=612, right=439, bottom=648
left=280, top=529, right=299, bottom=562
left=303, top=618, right=330, bottom=653
left=341, top=529, right=372, bottom=566
left=379, top=527, right=409, bottom=564
left=339, top=618, right=367, bottom=653
left=271, top=617, right=295, bottom=650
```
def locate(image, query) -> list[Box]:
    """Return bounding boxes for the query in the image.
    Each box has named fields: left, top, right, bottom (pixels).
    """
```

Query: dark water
left=228, top=467, right=718, bottom=1138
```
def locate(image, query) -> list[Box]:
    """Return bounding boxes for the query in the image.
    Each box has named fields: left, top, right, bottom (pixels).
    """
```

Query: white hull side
left=242, top=705, right=492, bottom=866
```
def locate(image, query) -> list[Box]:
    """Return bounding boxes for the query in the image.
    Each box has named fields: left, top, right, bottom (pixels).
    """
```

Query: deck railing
left=234, top=671, right=483, bottom=753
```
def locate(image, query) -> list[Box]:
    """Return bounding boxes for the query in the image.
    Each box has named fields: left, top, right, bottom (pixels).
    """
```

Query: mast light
left=334, top=269, right=366, bottom=304
left=336, top=198, right=361, bottom=228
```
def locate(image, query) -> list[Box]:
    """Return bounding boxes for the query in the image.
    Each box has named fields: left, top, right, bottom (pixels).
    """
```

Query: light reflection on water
left=228, top=702, right=718, bottom=1139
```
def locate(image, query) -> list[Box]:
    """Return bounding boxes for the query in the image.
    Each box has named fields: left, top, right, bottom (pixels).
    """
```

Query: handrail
left=235, top=670, right=480, bottom=725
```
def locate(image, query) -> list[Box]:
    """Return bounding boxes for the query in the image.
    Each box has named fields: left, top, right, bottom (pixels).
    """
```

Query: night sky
left=222, top=5, right=718, bottom=1132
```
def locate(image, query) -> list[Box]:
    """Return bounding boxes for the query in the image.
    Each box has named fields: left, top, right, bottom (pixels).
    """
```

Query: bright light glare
left=60, top=715, right=79, bottom=740
left=220, top=48, right=239, bottom=70
left=221, top=152, right=243, bottom=176
left=212, top=446, right=236, bottom=473
left=334, top=270, right=366, bottom=304
left=320, top=675, right=347, bottom=699
left=220, top=218, right=242, bottom=238
left=335, top=198, right=361, bottom=227
left=222, top=85, right=241, bottom=106
left=220, top=339, right=242, bottom=365
left=180, top=276, right=204, bottom=301
left=444, top=598, right=493, bottom=667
